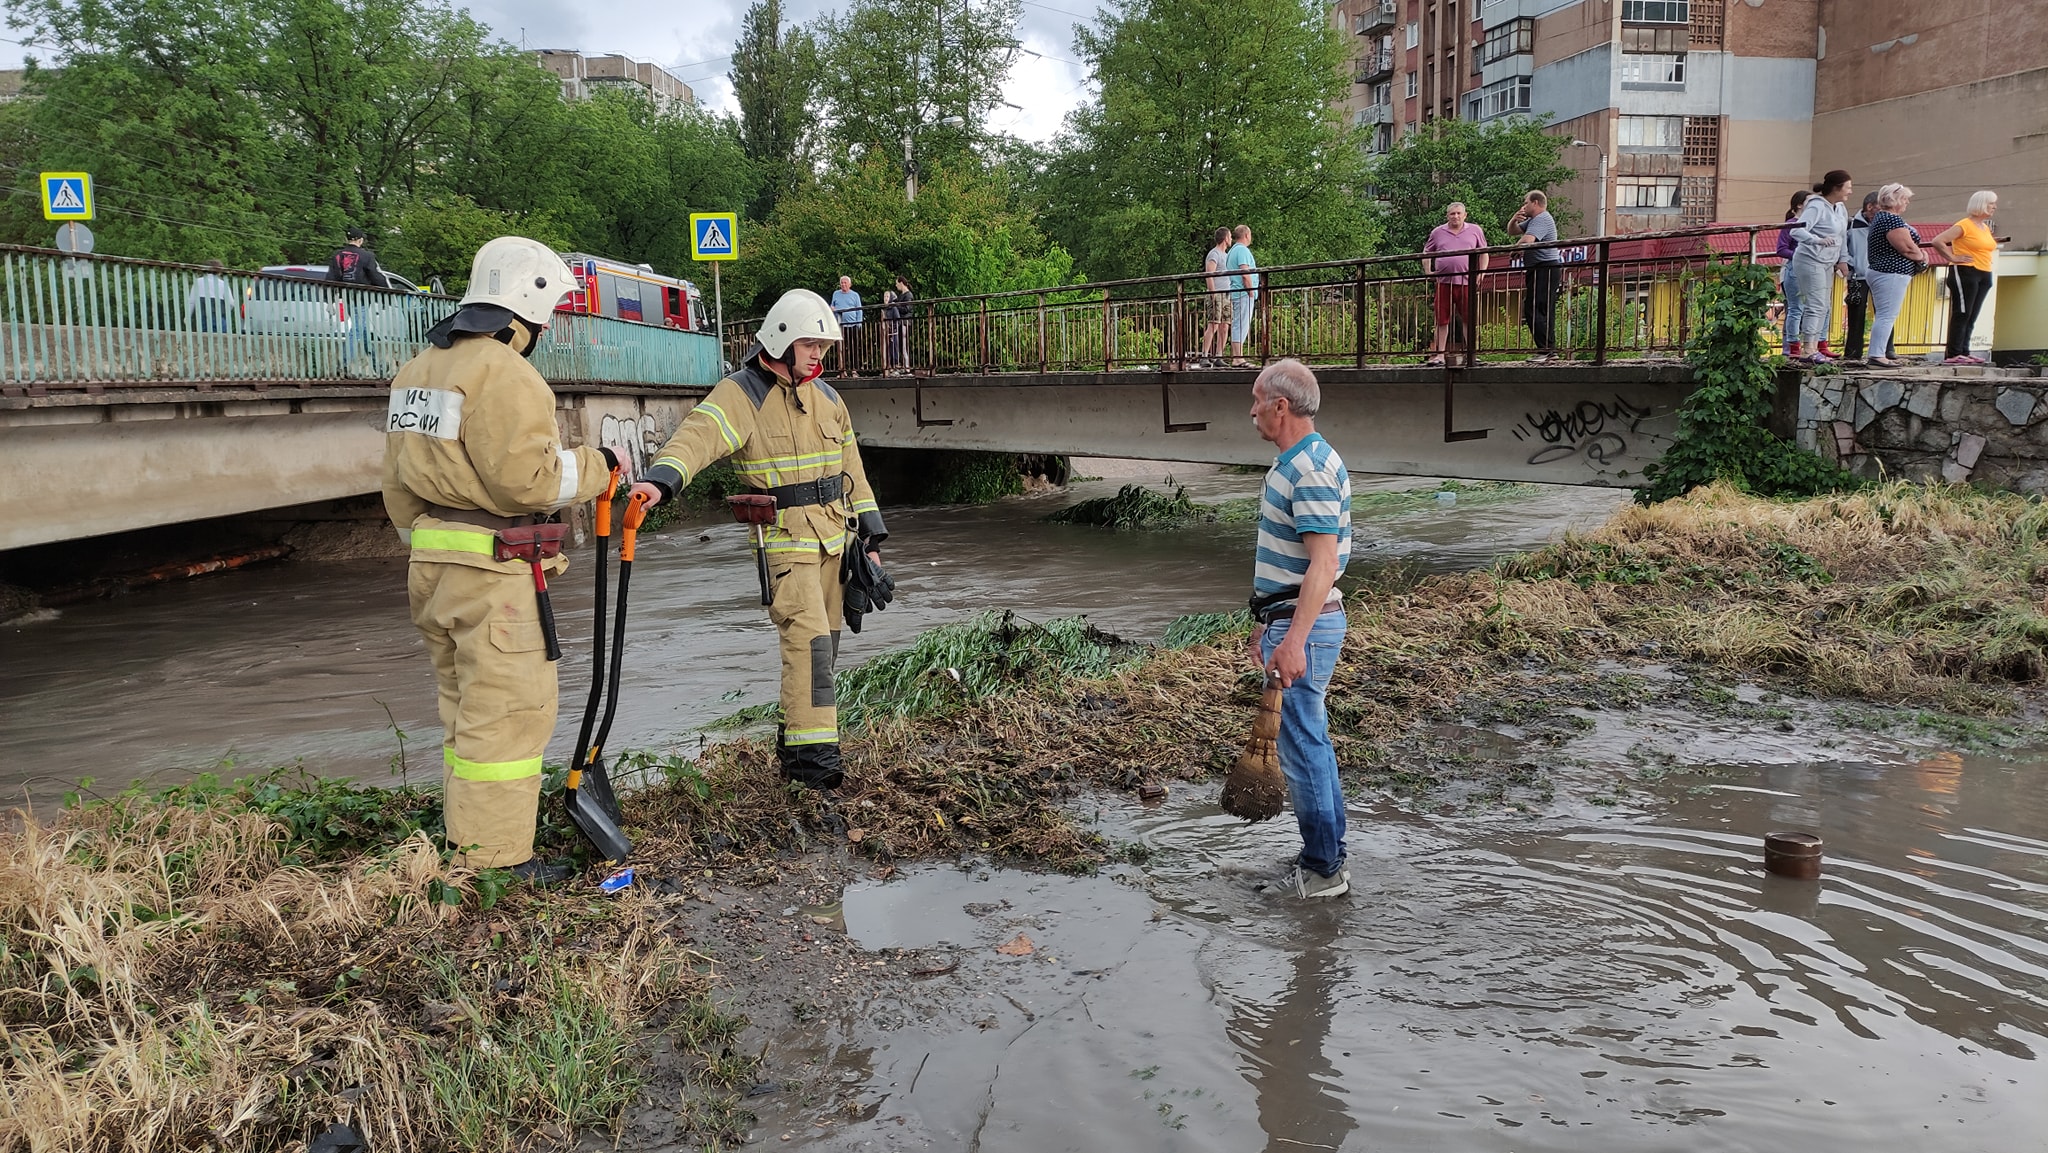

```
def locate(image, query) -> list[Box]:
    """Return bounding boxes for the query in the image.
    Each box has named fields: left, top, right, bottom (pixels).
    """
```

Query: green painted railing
left=0, top=245, right=722, bottom=392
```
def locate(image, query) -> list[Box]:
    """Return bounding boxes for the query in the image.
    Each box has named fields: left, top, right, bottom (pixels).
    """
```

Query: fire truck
left=558, top=253, right=708, bottom=331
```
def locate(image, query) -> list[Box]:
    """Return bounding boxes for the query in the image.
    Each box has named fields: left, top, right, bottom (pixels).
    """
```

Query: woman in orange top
left=1932, top=191, right=2000, bottom=365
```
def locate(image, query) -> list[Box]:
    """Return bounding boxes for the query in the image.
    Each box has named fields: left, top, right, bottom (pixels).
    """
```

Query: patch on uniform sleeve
left=387, top=387, right=464, bottom=439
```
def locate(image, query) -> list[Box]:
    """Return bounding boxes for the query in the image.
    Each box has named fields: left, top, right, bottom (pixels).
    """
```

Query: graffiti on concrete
left=1513, top=395, right=1654, bottom=467
left=598, top=411, right=675, bottom=481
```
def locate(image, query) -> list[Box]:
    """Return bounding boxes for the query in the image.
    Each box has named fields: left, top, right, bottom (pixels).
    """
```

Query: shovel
left=563, top=487, right=649, bottom=863
left=726, top=493, right=778, bottom=605
left=569, top=467, right=625, bottom=825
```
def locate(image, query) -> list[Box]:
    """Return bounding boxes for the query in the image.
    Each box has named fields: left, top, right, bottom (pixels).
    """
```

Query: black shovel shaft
left=571, top=521, right=609, bottom=770
left=530, top=561, right=562, bottom=662
left=593, top=557, right=633, bottom=754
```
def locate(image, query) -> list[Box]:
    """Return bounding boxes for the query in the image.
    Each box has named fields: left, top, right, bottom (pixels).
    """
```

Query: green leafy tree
left=812, top=0, right=1020, bottom=177
left=730, top=0, right=820, bottom=221
left=736, top=154, right=1073, bottom=314
left=1368, top=116, right=1578, bottom=256
left=1034, top=0, right=1379, bottom=282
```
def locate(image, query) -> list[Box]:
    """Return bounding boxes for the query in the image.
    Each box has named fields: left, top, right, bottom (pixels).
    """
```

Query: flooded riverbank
left=0, top=471, right=1628, bottom=808
left=735, top=739, right=2048, bottom=1151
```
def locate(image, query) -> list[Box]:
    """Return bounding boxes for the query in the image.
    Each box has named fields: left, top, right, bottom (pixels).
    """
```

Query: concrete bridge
left=0, top=230, right=1795, bottom=550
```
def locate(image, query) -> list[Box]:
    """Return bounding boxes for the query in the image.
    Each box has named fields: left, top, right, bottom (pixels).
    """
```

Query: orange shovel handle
left=595, top=465, right=620, bottom=537
left=621, top=489, right=653, bottom=562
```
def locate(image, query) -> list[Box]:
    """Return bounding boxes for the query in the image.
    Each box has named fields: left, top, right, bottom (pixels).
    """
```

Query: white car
left=241, top=265, right=439, bottom=340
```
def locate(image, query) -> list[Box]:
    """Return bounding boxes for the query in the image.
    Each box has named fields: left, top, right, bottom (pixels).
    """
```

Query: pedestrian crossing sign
left=40, top=172, right=92, bottom=221
left=690, top=212, right=738, bottom=261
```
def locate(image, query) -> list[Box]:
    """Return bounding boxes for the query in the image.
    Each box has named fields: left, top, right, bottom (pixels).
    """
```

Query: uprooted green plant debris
left=1046, top=483, right=1205, bottom=529
left=1048, top=479, right=1536, bottom=531
left=0, top=776, right=749, bottom=1153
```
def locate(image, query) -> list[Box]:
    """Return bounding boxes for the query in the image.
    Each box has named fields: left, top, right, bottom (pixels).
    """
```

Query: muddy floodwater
left=766, top=746, right=2048, bottom=1151
left=0, top=469, right=1625, bottom=807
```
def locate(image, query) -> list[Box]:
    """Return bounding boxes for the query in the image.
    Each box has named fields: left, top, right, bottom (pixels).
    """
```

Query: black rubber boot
left=776, top=726, right=845, bottom=790
left=509, top=858, right=572, bottom=886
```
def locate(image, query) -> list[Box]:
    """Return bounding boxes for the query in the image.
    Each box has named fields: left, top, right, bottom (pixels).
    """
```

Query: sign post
left=689, top=212, right=738, bottom=365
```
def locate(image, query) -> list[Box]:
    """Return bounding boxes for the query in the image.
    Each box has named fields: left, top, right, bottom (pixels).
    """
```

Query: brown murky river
left=5, top=471, right=2046, bottom=1149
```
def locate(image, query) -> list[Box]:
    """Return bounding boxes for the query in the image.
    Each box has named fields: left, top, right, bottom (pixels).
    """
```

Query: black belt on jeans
left=751, top=474, right=845, bottom=509
left=1250, top=593, right=1344, bottom=625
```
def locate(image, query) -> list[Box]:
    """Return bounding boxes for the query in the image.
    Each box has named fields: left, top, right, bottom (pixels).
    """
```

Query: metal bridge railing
left=0, top=245, right=721, bottom=394
left=727, top=223, right=1936, bottom=378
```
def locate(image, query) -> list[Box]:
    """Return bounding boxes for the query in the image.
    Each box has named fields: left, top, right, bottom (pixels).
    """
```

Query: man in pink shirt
left=1422, top=203, right=1489, bottom=366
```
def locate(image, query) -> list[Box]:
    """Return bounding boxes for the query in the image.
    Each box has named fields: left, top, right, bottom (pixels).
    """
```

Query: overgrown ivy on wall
left=1641, top=260, right=1856, bottom=504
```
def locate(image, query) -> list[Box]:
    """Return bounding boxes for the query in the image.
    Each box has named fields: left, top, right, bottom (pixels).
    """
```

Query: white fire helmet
left=460, top=236, right=576, bottom=326
left=756, top=289, right=843, bottom=359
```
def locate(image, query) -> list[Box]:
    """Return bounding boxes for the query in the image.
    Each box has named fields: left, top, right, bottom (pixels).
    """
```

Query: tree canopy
left=1367, top=116, right=1579, bottom=256
left=1033, top=0, right=1380, bottom=281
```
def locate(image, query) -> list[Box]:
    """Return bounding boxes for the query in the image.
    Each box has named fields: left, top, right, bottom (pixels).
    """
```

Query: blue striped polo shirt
left=1254, top=432, right=1351, bottom=607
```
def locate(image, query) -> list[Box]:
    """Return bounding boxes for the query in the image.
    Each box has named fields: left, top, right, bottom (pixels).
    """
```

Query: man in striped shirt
left=1247, top=359, right=1353, bottom=899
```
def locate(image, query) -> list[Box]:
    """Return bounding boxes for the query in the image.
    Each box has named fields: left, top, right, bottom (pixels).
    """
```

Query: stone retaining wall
left=1788, top=366, right=2048, bottom=490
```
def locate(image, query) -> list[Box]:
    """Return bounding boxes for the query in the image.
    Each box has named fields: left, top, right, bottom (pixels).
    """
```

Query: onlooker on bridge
left=185, top=260, right=236, bottom=333
left=1245, top=358, right=1352, bottom=900
left=1931, top=190, right=2002, bottom=365
left=1773, top=190, right=1810, bottom=357
left=1789, top=170, right=1854, bottom=364
left=1506, top=191, right=1561, bottom=362
left=885, top=274, right=914, bottom=375
left=1844, top=191, right=1889, bottom=362
left=830, top=275, right=863, bottom=371
left=1226, top=225, right=1260, bottom=367
left=328, top=227, right=386, bottom=375
left=1422, top=203, right=1487, bottom=367
left=1865, top=183, right=1949, bottom=369
left=1198, top=226, right=1232, bottom=367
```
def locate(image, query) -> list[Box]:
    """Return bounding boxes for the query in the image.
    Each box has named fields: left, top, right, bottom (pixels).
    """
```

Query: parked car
left=242, top=265, right=438, bottom=344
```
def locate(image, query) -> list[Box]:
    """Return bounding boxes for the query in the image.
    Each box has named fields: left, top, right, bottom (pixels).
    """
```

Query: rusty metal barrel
left=1763, top=831, right=1824, bottom=879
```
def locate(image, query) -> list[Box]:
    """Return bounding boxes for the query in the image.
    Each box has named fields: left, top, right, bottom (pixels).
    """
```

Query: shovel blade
left=567, top=787, right=632, bottom=862
left=580, top=755, right=624, bottom=824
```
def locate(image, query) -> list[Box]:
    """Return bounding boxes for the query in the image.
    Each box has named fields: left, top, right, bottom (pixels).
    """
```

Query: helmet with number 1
left=460, top=236, right=575, bottom=326
left=756, top=289, right=842, bottom=360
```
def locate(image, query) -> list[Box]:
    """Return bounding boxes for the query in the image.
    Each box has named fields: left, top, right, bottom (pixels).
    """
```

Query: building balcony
left=1356, top=103, right=1394, bottom=126
left=1355, top=49, right=1395, bottom=84
left=1355, top=0, right=1397, bottom=35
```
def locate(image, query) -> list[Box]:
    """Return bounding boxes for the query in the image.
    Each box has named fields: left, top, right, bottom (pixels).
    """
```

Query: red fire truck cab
left=558, top=253, right=707, bottom=331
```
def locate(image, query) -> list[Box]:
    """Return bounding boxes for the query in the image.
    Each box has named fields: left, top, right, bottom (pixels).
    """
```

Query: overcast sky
left=472, top=0, right=1098, bottom=142
left=0, top=0, right=1098, bottom=140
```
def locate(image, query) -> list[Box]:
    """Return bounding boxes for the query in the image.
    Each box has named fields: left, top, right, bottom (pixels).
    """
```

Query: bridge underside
left=842, top=364, right=1690, bottom=483
left=1, top=365, right=1690, bottom=550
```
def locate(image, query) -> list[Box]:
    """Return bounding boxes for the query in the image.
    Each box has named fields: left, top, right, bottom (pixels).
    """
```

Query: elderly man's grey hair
left=1256, top=358, right=1321, bottom=417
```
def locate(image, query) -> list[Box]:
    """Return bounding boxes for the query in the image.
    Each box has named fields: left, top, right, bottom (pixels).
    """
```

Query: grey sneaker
left=1293, top=865, right=1349, bottom=899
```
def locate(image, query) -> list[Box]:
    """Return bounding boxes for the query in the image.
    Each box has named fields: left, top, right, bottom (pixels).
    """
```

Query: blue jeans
left=1259, top=611, right=1348, bottom=878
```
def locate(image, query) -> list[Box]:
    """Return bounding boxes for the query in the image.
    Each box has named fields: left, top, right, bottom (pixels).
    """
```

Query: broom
left=1221, top=678, right=1287, bottom=821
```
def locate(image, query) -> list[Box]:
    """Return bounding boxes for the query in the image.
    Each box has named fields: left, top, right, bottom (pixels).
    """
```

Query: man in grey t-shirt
left=1508, top=191, right=1563, bottom=361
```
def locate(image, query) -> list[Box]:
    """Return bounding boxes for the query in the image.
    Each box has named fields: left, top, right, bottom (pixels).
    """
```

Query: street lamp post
left=1570, top=138, right=1608, bottom=236
left=903, top=114, right=966, bottom=203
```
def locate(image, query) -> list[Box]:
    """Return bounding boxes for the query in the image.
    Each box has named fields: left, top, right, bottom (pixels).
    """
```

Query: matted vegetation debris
left=12, top=481, right=2048, bottom=1149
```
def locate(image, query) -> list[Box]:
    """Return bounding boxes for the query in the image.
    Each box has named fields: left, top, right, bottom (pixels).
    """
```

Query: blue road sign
left=690, top=212, right=738, bottom=261
left=40, top=172, right=92, bottom=221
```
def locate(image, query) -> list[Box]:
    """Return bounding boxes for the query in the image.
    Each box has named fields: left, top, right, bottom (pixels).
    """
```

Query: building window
left=1621, top=52, right=1686, bottom=86
left=1406, top=21, right=1420, bottom=49
left=1621, top=0, right=1688, bottom=22
left=1621, top=26, right=1687, bottom=52
left=1616, top=175, right=1682, bottom=209
left=1683, top=116, right=1720, bottom=167
left=1681, top=175, right=1716, bottom=226
left=1482, top=18, right=1534, bottom=64
left=1406, top=71, right=1418, bottom=98
left=1475, top=75, right=1531, bottom=119
left=1617, top=115, right=1683, bottom=149
left=1375, top=81, right=1393, bottom=105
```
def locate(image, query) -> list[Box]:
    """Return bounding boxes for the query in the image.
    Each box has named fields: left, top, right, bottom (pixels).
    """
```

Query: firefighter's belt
left=494, top=523, right=567, bottom=563
left=750, top=474, right=845, bottom=509
left=428, top=503, right=542, bottom=531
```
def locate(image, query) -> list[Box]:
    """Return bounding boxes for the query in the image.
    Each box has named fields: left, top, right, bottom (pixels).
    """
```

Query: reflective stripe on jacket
left=643, top=361, right=887, bottom=555
left=380, top=335, right=612, bottom=573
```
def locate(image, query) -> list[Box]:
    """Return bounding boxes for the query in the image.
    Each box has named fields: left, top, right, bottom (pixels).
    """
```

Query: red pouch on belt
left=494, top=523, right=567, bottom=563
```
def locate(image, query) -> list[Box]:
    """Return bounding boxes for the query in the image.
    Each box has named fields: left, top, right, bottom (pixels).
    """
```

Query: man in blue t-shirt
left=1224, top=224, right=1260, bottom=366
left=830, top=275, right=864, bottom=370
left=1247, top=358, right=1352, bottom=899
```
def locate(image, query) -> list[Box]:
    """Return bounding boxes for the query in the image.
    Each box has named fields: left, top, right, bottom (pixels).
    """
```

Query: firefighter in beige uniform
left=629, top=289, right=886, bottom=789
left=382, top=236, right=616, bottom=880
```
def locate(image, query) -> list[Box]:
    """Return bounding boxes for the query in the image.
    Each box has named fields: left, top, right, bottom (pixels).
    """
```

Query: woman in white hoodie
left=1788, top=169, right=1853, bottom=363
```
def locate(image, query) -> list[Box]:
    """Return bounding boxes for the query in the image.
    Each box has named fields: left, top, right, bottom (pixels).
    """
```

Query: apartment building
left=533, top=51, right=696, bottom=112
left=1344, top=1, right=2042, bottom=249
